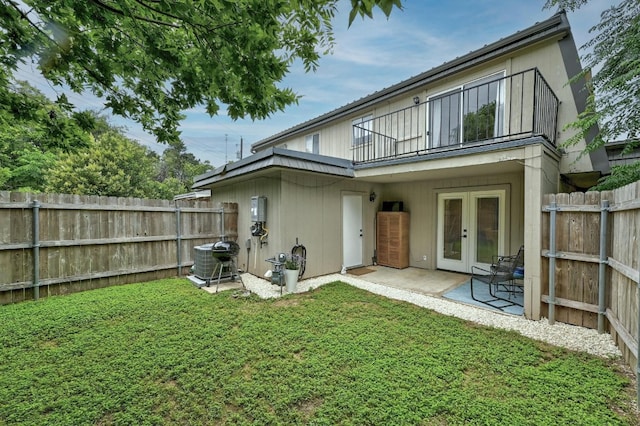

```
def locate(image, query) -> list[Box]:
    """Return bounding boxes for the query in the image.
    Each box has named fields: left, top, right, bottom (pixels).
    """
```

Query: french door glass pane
left=443, top=199, right=462, bottom=261
left=475, top=197, right=499, bottom=264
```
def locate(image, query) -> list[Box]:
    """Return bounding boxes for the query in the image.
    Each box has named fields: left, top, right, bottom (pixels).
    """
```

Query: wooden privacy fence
left=0, top=191, right=238, bottom=304
left=541, top=181, right=639, bottom=369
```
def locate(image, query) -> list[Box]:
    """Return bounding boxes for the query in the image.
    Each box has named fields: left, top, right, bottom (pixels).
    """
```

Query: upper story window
left=305, top=133, right=319, bottom=154
left=352, top=114, right=373, bottom=146
left=428, top=71, right=505, bottom=148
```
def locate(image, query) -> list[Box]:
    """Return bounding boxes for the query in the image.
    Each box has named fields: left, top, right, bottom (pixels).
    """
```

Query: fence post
left=32, top=200, right=40, bottom=300
left=637, top=250, right=640, bottom=410
left=548, top=201, right=557, bottom=325
left=598, top=200, right=609, bottom=333
left=175, top=206, right=182, bottom=276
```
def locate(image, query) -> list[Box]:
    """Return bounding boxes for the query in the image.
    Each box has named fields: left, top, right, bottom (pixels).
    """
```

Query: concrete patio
left=199, top=265, right=469, bottom=300
left=343, top=266, right=469, bottom=297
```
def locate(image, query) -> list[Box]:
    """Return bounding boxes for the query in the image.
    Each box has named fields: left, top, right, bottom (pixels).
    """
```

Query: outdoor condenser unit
left=193, top=243, right=216, bottom=279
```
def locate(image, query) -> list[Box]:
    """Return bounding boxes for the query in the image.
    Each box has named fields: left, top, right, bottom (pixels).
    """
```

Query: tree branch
left=5, top=1, right=124, bottom=107
left=88, top=0, right=180, bottom=29
left=133, top=0, right=183, bottom=25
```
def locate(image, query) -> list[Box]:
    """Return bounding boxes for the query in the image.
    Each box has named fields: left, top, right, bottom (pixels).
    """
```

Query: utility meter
left=250, top=196, right=267, bottom=222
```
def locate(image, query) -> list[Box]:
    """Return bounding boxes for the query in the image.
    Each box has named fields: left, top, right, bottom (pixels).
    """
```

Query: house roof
left=251, top=10, right=571, bottom=152
left=192, top=148, right=354, bottom=189
left=605, top=139, right=640, bottom=165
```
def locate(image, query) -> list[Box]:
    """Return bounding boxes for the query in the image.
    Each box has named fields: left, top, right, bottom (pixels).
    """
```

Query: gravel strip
left=239, top=272, right=621, bottom=359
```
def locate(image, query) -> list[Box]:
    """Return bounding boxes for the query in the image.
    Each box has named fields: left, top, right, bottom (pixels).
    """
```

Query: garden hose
left=291, top=239, right=307, bottom=278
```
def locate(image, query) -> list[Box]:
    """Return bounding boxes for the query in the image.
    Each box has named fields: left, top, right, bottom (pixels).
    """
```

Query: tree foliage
left=46, top=131, right=157, bottom=198
left=43, top=128, right=213, bottom=199
left=0, top=80, right=92, bottom=152
left=592, top=162, right=640, bottom=191
left=0, top=80, right=211, bottom=198
left=463, top=101, right=497, bottom=143
left=545, top=0, right=640, bottom=188
left=0, top=0, right=401, bottom=145
left=0, top=79, right=92, bottom=191
left=45, top=129, right=212, bottom=199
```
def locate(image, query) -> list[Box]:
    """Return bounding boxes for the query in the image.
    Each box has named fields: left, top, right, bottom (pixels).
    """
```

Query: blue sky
left=19, top=0, right=614, bottom=167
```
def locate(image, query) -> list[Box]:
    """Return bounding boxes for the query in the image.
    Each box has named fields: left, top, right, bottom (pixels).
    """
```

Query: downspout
left=598, top=200, right=609, bottom=333
left=548, top=201, right=557, bottom=325
left=32, top=200, right=40, bottom=300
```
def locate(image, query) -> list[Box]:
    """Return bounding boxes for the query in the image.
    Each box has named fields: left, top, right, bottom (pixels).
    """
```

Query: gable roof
left=192, top=147, right=354, bottom=189
left=251, top=10, right=571, bottom=152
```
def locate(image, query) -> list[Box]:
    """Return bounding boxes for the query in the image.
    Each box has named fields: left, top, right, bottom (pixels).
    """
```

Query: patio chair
left=470, top=246, right=524, bottom=311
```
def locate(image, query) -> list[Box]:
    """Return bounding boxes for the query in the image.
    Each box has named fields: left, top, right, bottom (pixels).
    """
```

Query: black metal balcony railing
left=352, top=68, right=559, bottom=164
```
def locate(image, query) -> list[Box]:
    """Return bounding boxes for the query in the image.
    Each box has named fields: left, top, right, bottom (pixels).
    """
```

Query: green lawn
left=0, top=279, right=636, bottom=425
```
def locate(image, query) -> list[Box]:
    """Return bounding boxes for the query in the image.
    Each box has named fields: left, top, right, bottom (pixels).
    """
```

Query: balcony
left=352, top=68, right=559, bottom=164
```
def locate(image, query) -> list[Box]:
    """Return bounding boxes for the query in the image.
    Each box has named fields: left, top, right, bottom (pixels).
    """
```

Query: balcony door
left=437, top=190, right=506, bottom=273
left=428, top=72, right=505, bottom=149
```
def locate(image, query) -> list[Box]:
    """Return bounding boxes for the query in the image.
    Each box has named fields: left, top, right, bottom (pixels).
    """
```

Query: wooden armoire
left=376, top=211, right=409, bottom=269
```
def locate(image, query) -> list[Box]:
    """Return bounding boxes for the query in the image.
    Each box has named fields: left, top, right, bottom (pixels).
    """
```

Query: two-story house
left=193, top=11, right=610, bottom=319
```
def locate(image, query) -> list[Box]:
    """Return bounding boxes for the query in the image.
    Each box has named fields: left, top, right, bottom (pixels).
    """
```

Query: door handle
left=359, top=229, right=363, bottom=237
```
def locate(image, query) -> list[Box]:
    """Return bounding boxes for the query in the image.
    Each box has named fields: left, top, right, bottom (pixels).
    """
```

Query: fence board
left=542, top=181, right=640, bottom=370
left=541, top=194, right=551, bottom=319
left=0, top=192, right=238, bottom=303
left=567, top=192, right=584, bottom=326
left=583, top=191, right=601, bottom=328
left=555, top=193, right=570, bottom=324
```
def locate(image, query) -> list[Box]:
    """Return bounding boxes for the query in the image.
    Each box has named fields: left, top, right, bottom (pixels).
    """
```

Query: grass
left=0, top=278, right=637, bottom=425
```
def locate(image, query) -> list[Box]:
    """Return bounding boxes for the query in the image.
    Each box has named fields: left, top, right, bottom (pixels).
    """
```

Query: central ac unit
left=193, top=243, right=216, bottom=279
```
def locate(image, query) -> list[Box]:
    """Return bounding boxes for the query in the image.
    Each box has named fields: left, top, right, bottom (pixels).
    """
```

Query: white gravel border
left=238, top=272, right=622, bottom=359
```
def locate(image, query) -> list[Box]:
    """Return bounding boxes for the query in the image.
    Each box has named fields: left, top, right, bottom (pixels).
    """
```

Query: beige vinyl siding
left=506, top=39, right=594, bottom=173
left=206, top=166, right=529, bottom=277
left=421, top=65, right=506, bottom=100
left=266, top=34, right=596, bottom=174
left=209, top=171, right=377, bottom=278
left=278, top=136, right=305, bottom=151
left=319, top=122, right=351, bottom=158
left=279, top=171, right=378, bottom=276
left=380, top=171, right=524, bottom=269
left=522, top=143, right=560, bottom=318
left=206, top=174, right=282, bottom=275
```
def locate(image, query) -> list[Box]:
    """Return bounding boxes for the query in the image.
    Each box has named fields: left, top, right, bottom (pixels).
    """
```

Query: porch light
left=413, top=96, right=420, bottom=105
left=369, top=191, right=377, bottom=202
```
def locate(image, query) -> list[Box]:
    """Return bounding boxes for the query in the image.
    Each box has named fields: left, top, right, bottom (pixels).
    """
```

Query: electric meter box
left=251, top=196, right=267, bottom=222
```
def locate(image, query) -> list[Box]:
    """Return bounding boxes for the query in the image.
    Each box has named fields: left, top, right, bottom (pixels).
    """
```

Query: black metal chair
left=470, top=246, right=524, bottom=311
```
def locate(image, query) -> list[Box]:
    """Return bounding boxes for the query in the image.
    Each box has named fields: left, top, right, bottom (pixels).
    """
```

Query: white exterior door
left=437, top=190, right=505, bottom=273
left=342, top=194, right=363, bottom=269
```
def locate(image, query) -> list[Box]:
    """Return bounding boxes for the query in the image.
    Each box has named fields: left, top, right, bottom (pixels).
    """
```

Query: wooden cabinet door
left=377, top=212, right=409, bottom=268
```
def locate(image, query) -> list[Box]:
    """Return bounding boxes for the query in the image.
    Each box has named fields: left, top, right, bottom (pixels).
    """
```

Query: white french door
left=437, top=190, right=506, bottom=273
